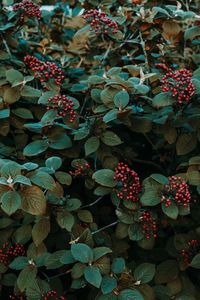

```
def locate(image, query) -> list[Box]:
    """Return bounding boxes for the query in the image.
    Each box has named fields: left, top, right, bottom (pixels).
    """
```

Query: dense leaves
left=1, top=0, right=200, bottom=299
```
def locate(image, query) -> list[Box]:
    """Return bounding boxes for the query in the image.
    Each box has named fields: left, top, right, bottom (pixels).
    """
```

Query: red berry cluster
left=0, top=242, right=26, bottom=266
left=42, top=290, right=66, bottom=300
left=47, top=95, right=76, bottom=122
left=161, top=176, right=191, bottom=208
left=140, top=211, right=157, bottom=240
left=13, top=0, right=41, bottom=20
left=180, top=239, right=199, bottom=266
left=9, top=290, right=66, bottom=300
left=70, top=162, right=91, bottom=177
left=9, top=293, right=25, bottom=300
left=158, top=65, right=195, bottom=104
left=114, top=162, right=141, bottom=202
left=24, top=56, right=64, bottom=86
left=83, top=9, right=118, bottom=35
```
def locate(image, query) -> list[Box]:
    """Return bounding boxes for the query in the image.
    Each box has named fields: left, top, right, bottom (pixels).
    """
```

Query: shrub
left=1, top=0, right=200, bottom=299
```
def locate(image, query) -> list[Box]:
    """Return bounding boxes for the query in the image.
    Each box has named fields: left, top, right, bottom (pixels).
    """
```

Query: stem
left=1, top=33, right=11, bottom=56
left=143, top=133, right=157, bottom=151
left=91, top=221, right=119, bottom=235
left=139, top=31, right=149, bottom=71
left=101, top=41, right=112, bottom=63
left=132, top=158, right=165, bottom=174
left=81, top=196, right=103, bottom=209
left=43, top=269, right=72, bottom=282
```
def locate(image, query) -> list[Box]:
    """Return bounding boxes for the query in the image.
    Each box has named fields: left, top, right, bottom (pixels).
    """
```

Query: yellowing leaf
left=20, top=186, right=46, bottom=215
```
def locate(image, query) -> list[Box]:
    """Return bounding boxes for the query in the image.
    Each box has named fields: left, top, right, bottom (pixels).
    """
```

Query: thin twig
left=91, top=221, right=119, bottom=235
left=1, top=33, right=11, bottom=56
left=43, top=269, right=72, bottom=282
left=132, top=158, right=165, bottom=174
left=81, top=196, right=103, bottom=209
left=139, top=31, right=149, bottom=71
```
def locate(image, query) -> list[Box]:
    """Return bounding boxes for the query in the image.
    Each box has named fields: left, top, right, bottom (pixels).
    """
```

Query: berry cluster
left=114, top=162, right=141, bottom=202
left=24, top=56, right=64, bottom=86
left=161, top=176, right=191, bottom=208
left=140, top=211, right=157, bottom=240
left=83, top=9, right=118, bottom=35
left=9, top=290, right=66, bottom=300
left=42, top=290, right=66, bottom=300
left=158, top=64, right=195, bottom=104
left=180, top=239, right=199, bottom=266
left=9, top=293, right=25, bottom=300
left=13, top=0, right=41, bottom=20
left=0, top=242, right=26, bottom=266
left=47, top=95, right=76, bottom=122
left=70, top=162, right=91, bottom=177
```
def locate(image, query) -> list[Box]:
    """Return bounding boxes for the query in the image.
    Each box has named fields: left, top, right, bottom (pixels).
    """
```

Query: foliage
left=0, top=0, right=200, bottom=299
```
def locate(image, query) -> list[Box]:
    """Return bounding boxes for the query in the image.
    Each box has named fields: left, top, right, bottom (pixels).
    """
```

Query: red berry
left=24, top=56, right=64, bottom=86
left=83, top=9, right=118, bottom=36
left=114, top=162, right=141, bottom=202
left=13, top=0, right=41, bottom=20
left=161, top=176, right=191, bottom=209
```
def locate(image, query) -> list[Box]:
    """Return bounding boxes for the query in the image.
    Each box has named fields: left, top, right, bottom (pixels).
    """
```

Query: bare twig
left=91, top=221, right=119, bottom=235
left=1, top=33, right=11, bottom=56
left=81, top=196, right=104, bottom=209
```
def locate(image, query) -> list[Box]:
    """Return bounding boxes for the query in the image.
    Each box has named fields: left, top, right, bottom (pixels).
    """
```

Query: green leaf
left=1, top=161, right=21, bottom=178
left=0, top=108, right=10, bottom=119
left=1, top=191, right=21, bottom=215
left=184, top=26, right=200, bottom=40
left=9, top=257, right=29, bottom=270
left=128, top=224, right=144, bottom=241
left=101, top=131, right=122, bottom=146
left=134, top=263, right=156, bottom=283
left=150, top=174, right=169, bottom=185
left=152, top=92, right=175, bottom=108
left=111, top=258, right=125, bottom=274
left=71, top=262, right=85, bottom=279
left=55, top=171, right=72, bottom=185
left=14, top=175, right=32, bottom=186
left=71, top=243, right=93, bottom=263
left=45, top=156, right=62, bottom=171
left=93, top=247, right=112, bottom=261
left=14, top=224, right=32, bottom=244
left=190, top=253, right=200, bottom=269
left=155, top=260, right=179, bottom=284
left=60, top=250, right=76, bottom=264
left=162, top=202, right=178, bottom=220
left=32, top=219, right=50, bottom=246
left=92, top=169, right=116, bottom=187
left=45, top=250, right=66, bottom=269
left=118, top=289, right=144, bottom=300
left=23, top=140, right=48, bottom=156
left=78, top=210, right=93, bottom=223
left=13, top=108, right=34, bottom=119
left=38, top=91, right=57, bottom=104
left=48, top=133, right=72, bottom=150
left=103, top=109, right=118, bottom=123
left=84, top=266, right=102, bottom=288
left=85, top=136, right=100, bottom=156
left=6, top=69, right=23, bottom=84
left=56, top=210, right=75, bottom=231
left=21, top=85, right=41, bottom=98
left=140, top=179, right=161, bottom=206
left=17, top=265, right=37, bottom=292
left=114, top=90, right=129, bottom=109
left=101, top=276, right=117, bottom=295
left=176, top=133, right=197, bottom=156
left=30, top=172, right=55, bottom=190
